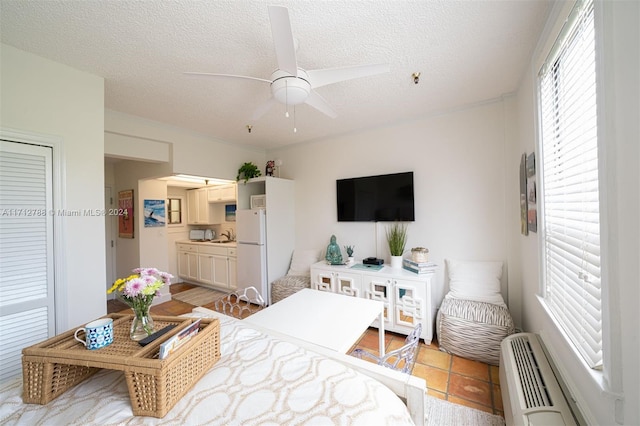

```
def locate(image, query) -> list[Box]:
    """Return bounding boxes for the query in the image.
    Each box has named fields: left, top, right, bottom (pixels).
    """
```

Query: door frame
left=105, top=186, right=117, bottom=299
left=0, top=127, right=67, bottom=333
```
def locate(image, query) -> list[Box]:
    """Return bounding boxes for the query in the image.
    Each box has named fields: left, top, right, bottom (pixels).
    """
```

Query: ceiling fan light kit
left=185, top=5, right=389, bottom=133
left=271, top=69, right=310, bottom=105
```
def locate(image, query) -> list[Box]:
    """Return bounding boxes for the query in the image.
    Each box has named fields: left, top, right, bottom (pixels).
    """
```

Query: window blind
left=538, top=0, right=602, bottom=368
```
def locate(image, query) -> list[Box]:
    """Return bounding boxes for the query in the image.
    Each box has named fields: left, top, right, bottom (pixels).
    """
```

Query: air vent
left=511, top=335, right=552, bottom=408
left=500, top=333, right=576, bottom=425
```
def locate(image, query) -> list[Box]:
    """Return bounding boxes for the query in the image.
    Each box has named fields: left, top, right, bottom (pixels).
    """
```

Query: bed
left=1, top=309, right=426, bottom=425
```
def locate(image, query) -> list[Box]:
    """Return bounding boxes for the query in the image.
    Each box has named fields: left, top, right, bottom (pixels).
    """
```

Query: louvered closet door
left=0, top=140, right=55, bottom=381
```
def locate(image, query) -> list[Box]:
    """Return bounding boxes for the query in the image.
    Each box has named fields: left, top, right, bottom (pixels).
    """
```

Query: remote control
left=138, top=324, right=177, bottom=346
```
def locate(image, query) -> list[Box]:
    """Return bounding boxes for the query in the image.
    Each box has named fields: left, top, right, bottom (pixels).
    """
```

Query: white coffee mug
left=74, top=318, right=114, bottom=350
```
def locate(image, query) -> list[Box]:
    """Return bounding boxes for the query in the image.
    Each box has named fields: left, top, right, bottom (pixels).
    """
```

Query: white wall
left=138, top=178, right=171, bottom=304
left=268, top=99, right=512, bottom=309
left=113, top=159, right=172, bottom=279
left=514, top=1, right=639, bottom=425
left=0, top=44, right=105, bottom=329
left=166, top=187, right=190, bottom=281
left=105, top=109, right=265, bottom=181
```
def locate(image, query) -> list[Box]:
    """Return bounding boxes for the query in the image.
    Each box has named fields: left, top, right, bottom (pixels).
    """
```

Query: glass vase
left=130, top=305, right=155, bottom=341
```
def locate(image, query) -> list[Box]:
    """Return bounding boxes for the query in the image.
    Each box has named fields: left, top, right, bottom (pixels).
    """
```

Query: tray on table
left=21, top=313, right=220, bottom=418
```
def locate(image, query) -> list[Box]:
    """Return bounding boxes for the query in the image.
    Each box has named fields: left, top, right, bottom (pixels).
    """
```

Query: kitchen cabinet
left=228, top=247, right=237, bottom=289
left=310, top=261, right=435, bottom=343
left=177, top=243, right=198, bottom=282
left=207, top=184, right=236, bottom=203
left=187, top=188, right=214, bottom=225
left=197, top=246, right=229, bottom=288
left=177, top=242, right=237, bottom=290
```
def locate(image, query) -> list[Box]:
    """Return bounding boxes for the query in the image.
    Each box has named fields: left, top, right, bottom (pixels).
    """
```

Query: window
left=167, top=197, right=183, bottom=225
left=538, top=0, right=601, bottom=368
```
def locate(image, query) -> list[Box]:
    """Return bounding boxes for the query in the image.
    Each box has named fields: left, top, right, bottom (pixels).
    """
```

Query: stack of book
left=402, top=258, right=437, bottom=274
left=159, top=319, right=201, bottom=359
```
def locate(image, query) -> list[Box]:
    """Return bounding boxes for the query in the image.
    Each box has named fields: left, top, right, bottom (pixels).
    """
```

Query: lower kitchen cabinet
left=177, top=244, right=198, bottom=282
left=177, top=243, right=237, bottom=291
left=310, top=261, right=435, bottom=343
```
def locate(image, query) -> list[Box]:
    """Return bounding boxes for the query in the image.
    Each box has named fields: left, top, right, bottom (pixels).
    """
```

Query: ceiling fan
left=185, top=6, right=390, bottom=122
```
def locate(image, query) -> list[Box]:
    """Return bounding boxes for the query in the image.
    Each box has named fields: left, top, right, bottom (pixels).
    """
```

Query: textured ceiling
left=0, top=0, right=551, bottom=150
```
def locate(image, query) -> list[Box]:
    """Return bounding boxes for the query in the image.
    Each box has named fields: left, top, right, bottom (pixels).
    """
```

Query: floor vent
left=500, top=333, right=576, bottom=425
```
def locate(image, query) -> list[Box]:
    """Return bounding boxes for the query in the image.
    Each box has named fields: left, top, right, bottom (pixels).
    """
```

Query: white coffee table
left=243, top=288, right=385, bottom=355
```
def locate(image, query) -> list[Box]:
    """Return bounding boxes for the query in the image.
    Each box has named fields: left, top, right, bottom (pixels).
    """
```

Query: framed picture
left=144, top=199, right=166, bottom=227
left=118, top=189, right=134, bottom=238
left=225, top=204, right=236, bottom=222
left=519, top=153, right=528, bottom=235
left=526, top=152, right=537, bottom=233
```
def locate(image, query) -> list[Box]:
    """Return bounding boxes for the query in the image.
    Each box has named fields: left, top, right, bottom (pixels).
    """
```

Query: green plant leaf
left=236, top=162, right=262, bottom=183
left=386, top=222, right=407, bottom=256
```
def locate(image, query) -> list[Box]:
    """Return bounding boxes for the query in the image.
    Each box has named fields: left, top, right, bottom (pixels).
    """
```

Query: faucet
left=221, top=229, right=235, bottom=241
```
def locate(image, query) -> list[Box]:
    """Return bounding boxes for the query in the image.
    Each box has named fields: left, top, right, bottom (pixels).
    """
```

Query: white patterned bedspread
left=0, top=313, right=414, bottom=425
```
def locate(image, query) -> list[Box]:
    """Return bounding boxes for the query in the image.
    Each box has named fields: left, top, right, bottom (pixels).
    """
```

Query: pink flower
left=123, top=277, right=146, bottom=297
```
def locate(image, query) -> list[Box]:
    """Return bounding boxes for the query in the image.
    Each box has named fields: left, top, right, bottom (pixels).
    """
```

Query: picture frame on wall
left=526, top=152, right=537, bottom=233
left=520, top=153, right=528, bottom=235
left=118, top=189, right=134, bottom=238
left=225, top=204, right=236, bottom=222
left=144, top=199, right=166, bottom=227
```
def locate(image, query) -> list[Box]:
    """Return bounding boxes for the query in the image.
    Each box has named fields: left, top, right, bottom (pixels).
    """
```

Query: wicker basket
left=22, top=314, right=220, bottom=418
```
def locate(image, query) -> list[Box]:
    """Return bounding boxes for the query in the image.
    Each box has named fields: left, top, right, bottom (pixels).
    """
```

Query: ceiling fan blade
left=268, top=6, right=298, bottom=77
left=305, top=91, right=338, bottom=119
left=307, top=63, right=390, bottom=89
left=183, top=72, right=272, bottom=84
left=252, top=97, right=278, bottom=121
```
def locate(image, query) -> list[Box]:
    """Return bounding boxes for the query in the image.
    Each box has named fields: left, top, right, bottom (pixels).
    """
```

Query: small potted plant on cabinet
left=236, top=162, right=261, bottom=184
left=344, top=245, right=355, bottom=264
left=386, top=222, right=407, bottom=268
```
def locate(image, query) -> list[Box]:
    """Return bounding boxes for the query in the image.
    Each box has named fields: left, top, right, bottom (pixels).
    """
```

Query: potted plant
left=236, top=162, right=261, bottom=183
left=386, top=222, right=407, bottom=268
left=344, top=245, right=355, bottom=264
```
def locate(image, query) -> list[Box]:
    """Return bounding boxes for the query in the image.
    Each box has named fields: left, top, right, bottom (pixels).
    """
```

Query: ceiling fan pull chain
left=293, top=105, right=297, bottom=133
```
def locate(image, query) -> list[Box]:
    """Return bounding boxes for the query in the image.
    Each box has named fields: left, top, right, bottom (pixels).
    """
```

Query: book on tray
left=159, top=319, right=201, bottom=359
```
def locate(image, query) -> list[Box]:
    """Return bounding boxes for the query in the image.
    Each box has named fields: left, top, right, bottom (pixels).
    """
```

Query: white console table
left=310, top=261, right=436, bottom=344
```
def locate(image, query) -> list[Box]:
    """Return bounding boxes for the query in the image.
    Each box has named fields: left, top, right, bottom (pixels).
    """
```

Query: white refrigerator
left=236, top=209, right=268, bottom=303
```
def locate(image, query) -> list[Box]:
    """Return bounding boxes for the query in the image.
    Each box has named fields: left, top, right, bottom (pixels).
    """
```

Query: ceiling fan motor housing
left=270, top=69, right=311, bottom=105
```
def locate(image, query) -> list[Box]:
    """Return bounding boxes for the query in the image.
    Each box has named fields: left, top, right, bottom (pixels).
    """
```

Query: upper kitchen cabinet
left=187, top=188, right=214, bottom=224
left=207, top=184, right=236, bottom=203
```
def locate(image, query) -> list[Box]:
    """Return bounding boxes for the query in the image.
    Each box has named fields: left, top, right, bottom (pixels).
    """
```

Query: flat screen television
left=337, top=172, right=415, bottom=222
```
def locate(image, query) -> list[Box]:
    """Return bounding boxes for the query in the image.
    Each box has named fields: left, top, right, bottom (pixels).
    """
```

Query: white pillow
left=446, top=259, right=505, bottom=306
left=287, top=249, right=320, bottom=276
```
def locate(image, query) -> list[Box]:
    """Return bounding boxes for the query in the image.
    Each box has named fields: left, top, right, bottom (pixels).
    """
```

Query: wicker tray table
left=21, top=313, right=220, bottom=418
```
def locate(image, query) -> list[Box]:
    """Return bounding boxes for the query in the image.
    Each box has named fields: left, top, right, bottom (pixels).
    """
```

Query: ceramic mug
left=74, top=318, right=114, bottom=350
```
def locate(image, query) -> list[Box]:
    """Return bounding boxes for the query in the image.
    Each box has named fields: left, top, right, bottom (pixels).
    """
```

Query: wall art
left=144, top=199, right=165, bottom=227
left=520, top=153, right=528, bottom=235
left=526, top=152, right=537, bottom=233
left=118, top=189, right=134, bottom=238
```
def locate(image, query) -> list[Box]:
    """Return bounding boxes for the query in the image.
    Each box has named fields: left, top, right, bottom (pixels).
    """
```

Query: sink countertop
left=179, top=240, right=237, bottom=247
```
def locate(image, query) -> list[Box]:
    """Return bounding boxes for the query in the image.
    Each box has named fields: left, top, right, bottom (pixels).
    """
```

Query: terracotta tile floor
left=350, top=328, right=504, bottom=417
left=107, top=284, right=503, bottom=418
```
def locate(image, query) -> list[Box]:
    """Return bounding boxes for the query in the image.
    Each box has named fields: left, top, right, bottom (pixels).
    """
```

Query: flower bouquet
left=107, top=267, right=173, bottom=340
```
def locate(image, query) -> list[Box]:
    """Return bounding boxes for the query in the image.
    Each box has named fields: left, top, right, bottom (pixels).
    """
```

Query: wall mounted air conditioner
left=500, top=333, right=577, bottom=426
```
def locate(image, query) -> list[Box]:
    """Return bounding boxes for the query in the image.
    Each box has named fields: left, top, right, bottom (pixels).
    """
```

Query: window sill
left=535, top=295, right=624, bottom=424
